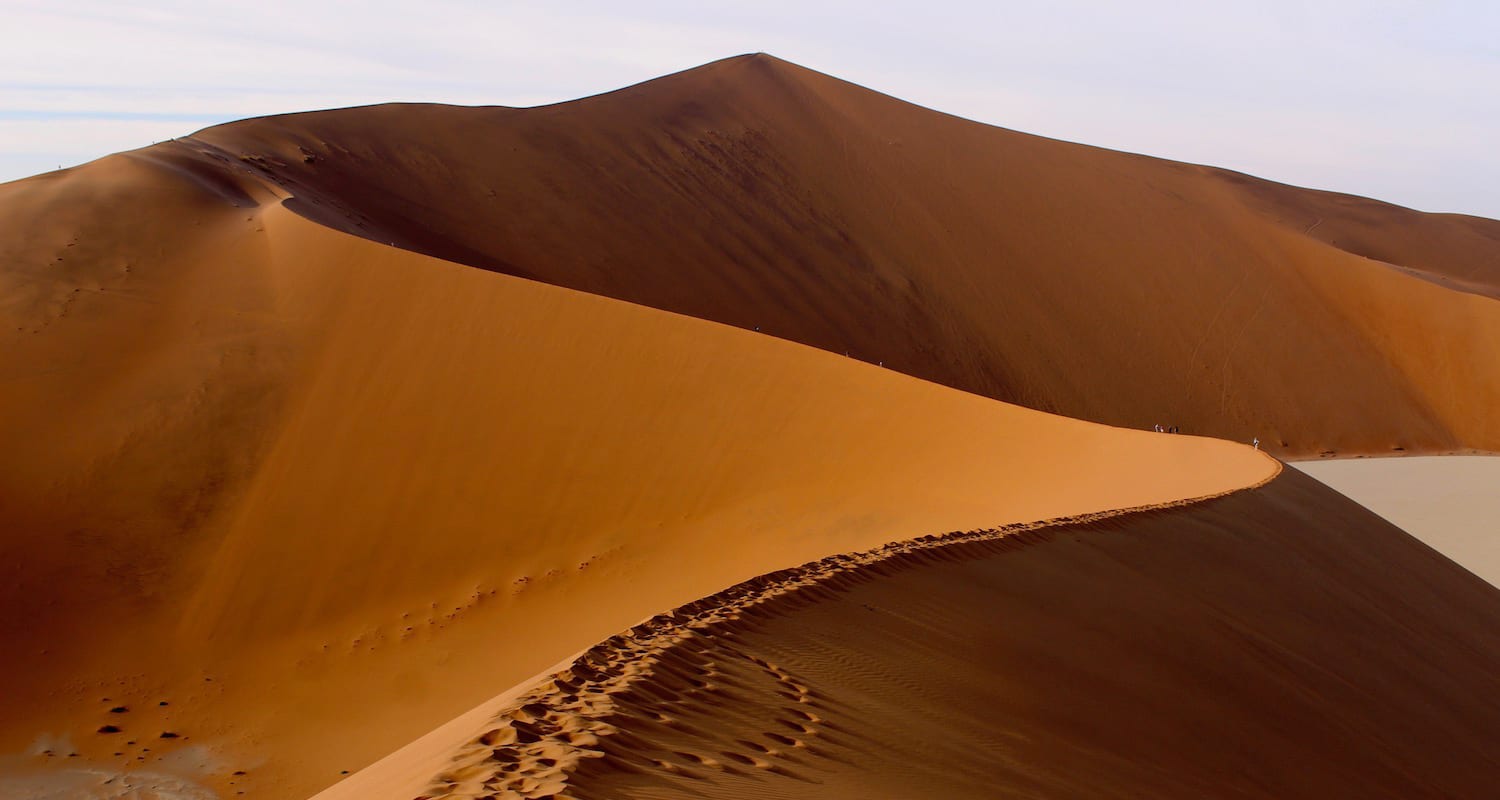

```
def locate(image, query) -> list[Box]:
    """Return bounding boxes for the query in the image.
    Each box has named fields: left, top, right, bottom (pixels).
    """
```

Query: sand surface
left=179, top=53, right=1500, bottom=457
left=0, top=161, right=1272, bottom=797
left=1296, top=456, right=1500, bottom=587
left=3, top=53, right=1497, bottom=800
left=314, top=476, right=1279, bottom=800
left=345, top=468, right=1500, bottom=800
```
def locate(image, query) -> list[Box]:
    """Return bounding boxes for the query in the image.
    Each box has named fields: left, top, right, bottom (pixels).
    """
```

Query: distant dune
left=1, top=53, right=1497, bottom=800
left=169, top=52, right=1500, bottom=457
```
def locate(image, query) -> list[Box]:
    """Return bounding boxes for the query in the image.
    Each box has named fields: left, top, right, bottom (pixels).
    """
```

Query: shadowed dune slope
left=0, top=151, right=1272, bottom=799
left=535, top=468, right=1500, bottom=800
left=160, top=53, right=1500, bottom=457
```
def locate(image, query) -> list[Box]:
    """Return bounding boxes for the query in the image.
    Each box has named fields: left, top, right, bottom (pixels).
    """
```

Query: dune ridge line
left=407, top=456, right=1282, bottom=800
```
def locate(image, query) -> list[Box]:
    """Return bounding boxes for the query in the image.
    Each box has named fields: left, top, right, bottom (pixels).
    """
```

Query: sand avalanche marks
left=415, top=471, right=1278, bottom=800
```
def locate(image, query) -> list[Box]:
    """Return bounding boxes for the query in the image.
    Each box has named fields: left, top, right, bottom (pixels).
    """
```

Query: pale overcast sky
left=3, top=1, right=1497, bottom=218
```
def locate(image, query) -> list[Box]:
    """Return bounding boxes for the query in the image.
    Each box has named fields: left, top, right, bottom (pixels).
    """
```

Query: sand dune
left=3, top=53, right=1496, bottom=800
left=0, top=152, right=1272, bottom=798
left=363, top=468, right=1500, bottom=800
left=315, top=481, right=1280, bottom=800
left=163, top=53, right=1500, bottom=457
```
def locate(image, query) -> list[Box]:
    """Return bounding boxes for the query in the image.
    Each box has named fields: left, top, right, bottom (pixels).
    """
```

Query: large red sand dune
left=163, top=52, right=1500, bottom=457
left=0, top=151, right=1271, bottom=797
left=2, top=53, right=1497, bottom=800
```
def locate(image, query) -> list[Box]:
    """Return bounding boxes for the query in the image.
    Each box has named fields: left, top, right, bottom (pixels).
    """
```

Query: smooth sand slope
left=0, top=150, right=1273, bottom=799
left=1297, top=456, right=1500, bottom=588
left=382, top=469, right=1500, bottom=800
left=165, top=53, right=1500, bottom=457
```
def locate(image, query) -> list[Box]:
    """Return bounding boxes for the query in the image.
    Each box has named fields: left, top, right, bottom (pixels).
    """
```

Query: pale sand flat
left=1295, top=456, right=1500, bottom=587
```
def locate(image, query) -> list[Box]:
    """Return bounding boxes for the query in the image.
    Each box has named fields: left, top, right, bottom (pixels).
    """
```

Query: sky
left=3, top=0, right=1497, bottom=218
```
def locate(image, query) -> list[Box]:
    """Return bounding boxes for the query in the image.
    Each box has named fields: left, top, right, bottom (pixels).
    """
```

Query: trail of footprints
left=415, top=472, right=1278, bottom=800
left=417, top=602, right=827, bottom=799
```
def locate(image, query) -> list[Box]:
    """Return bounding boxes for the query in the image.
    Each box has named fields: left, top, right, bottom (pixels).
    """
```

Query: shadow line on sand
left=410, top=456, right=1282, bottom=800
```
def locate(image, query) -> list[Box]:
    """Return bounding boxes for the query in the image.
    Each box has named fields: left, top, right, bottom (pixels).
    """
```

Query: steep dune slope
left=0, top=155, right=1273, bottom=798
left=471, top=469, right=1500, bottom=800
left=168, top=53, right=1500, bottom=456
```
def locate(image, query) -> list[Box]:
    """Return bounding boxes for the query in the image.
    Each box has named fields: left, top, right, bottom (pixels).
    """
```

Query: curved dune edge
left=316, top=459, right=1279, bottom=800
left=0, top=177, right=1275, bottom=800
left=556, top=467, right=1500, bottom=799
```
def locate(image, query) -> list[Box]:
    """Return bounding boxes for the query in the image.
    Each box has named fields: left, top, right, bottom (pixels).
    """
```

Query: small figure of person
left=1252, top=437, right=1260, bottom=450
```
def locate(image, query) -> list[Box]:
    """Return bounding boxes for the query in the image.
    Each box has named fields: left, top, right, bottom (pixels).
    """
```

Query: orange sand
left=539, top=470, right=1500, bottom=798
left=0, top=174, right=1271, bottom=796
left=2, top=52, right=1495, bottom=800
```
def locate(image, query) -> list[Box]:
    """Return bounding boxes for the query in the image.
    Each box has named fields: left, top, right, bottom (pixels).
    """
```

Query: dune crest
left=0, top=153, right=1272, bottom=797
left=399, top=469, right=1500, bottom=800
left=317, top=474, right=1281, bottom=800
